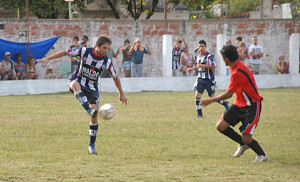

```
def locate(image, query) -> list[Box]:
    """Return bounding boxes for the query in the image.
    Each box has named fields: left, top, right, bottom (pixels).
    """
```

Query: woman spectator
left=237, top=41, right=247, bottom=63
left=180, top=47, right=195, bottom=76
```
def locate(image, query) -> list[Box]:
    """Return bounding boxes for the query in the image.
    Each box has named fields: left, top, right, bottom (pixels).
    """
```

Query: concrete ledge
left=1, top=74, right=299, bottom=96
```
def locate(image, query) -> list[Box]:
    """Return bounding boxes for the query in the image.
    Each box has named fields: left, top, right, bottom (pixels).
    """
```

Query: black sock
left=196, top=98, right=203, bottom=117
left=89, top=122, right=98, bottom=146
left=248, top=139, right=265, bottom=155
left=74, top=90, right=91, bottom=112
left=221, top=127, right=245, bottom=145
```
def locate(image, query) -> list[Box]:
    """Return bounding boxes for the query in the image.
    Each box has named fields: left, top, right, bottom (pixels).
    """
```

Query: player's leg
left=194, top=79, right=205, bottom=118
left=88, top=103, right=98, bottom=154
left=194, top=91, right=203, bottom=118
left=241, top=101, right=267, bottom=162
left=217, top=106, right=250, bottom=157
left=86, top=90, right=99, bottom=154
left=69, top=81, right=96, bottom=116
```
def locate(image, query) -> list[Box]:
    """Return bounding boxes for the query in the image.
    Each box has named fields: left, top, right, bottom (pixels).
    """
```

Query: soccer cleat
left=253, top=154, right=267, bottom=162
left=233, top=145, right=249, bottom=157
left=88, top=109, right=98, bottom=118
left=224, top=101, right=230, bottom=110
left=88, top=144, right=97, bottom=155
left=193, top=116, right=204, bottom=119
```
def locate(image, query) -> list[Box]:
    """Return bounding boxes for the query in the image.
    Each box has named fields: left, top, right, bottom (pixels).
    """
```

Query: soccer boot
left=253, top=154, right=267, bottom=162
left=88, top=144, right=97, bottom=155
left=233, top=145, right=249, bottom=157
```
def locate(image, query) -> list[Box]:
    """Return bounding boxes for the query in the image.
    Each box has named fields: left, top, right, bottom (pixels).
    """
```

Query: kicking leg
left=69, top=81, right=96, bottom=116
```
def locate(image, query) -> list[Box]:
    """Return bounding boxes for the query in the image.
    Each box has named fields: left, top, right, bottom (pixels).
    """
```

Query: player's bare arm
left=112, top=76, right=128, bottom=105
left=36, top=50, right=67, bottom=63
left=201, top=91, right=233, bottom=107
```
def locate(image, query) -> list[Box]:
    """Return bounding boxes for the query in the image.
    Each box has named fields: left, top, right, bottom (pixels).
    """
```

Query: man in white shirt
left=248, top=36, right=263, bottom=75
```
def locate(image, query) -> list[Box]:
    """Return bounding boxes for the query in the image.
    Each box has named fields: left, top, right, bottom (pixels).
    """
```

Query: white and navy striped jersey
left=172, top=47, right=185, bottom=70
left=66, top=47, right=117, bottom=91
left=195, top=51, right=216, bottom=81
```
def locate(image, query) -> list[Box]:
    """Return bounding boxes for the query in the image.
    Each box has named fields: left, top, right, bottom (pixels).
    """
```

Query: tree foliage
left=118, top=0, right=159, bottom=20
left=0, top=0, right=93, bottom=19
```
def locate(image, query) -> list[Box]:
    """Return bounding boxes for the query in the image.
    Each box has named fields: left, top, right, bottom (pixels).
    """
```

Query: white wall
left=1, top=74, right=300, bottom=96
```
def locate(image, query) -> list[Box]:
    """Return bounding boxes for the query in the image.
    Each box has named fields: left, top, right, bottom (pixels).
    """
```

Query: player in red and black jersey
left=201, top=45, right=267, bottom=162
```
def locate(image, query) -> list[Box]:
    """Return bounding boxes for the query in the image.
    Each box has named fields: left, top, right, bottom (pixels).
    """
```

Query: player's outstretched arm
left=112, top=76, right=128, bottom=105
left=36, top=51, right=67, bottom=63
left=201, top=91, right=233, bottom=107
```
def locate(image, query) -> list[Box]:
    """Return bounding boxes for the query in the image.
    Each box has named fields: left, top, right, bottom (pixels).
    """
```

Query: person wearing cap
left=0, top=52, right=17, bottom=80
left=129, top=38, right=151, bottom=77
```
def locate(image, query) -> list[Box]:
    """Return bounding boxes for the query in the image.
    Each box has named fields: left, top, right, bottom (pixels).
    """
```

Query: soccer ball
left=99, top=103, right=115, bottom=120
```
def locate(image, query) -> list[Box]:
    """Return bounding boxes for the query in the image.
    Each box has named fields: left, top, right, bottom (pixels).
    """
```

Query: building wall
left=0, top=19, right=299, bottom=78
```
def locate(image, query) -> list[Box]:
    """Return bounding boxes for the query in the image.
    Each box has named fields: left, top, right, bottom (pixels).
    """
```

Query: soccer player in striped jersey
left=37, top=35, right=128, bottom=155
left=201, top=45, right=267, bottom=162
left=188, top=40, right=229, bottom=119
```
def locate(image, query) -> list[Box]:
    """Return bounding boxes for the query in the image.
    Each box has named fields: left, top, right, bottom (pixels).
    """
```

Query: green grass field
left=0, top=88, right=299, bottom=181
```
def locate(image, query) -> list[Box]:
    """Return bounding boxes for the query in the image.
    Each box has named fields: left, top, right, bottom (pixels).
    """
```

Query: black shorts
left=196, top=78, right=216, bottom=96
left=222, top=101, right=262, bottom=134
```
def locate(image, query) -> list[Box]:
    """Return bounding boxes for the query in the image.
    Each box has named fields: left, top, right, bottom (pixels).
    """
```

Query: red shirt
left=228, top=60, right=263, bottom=107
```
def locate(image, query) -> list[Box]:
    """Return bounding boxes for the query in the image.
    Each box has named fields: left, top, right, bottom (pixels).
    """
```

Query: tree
left=118, top=0, right=159, bottom=20
left=0, top=0, right=93, bottom=19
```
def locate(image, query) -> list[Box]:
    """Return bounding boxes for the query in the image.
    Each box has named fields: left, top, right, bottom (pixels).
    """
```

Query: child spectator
left=25, top=56, right=39, bottom=79
left=14, top=53, right=26, bottom=80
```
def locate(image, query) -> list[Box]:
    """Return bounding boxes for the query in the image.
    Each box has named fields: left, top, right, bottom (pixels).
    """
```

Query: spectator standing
left=70, top=36, right=81, bottom=73
left=237, top=42, right=247, bottom=63
left=122, top=39, right=132, bottom=77
left=0, top=52, right=17, bottom=80
left=129, top=38, right=151, bottom=77
left=275, top=56, right=289, bottom=74
left=235, top=37, right=247, bottom=51
left=78, top=35, right=89, bottom=47
left=25, top=56, right=39, bottom=79
left=172, top=37, right=188, bottom=76
left=102, top=46, right=121, bottom=78
left=248, top=36, right=263, bottom=75
left=14, top=53, right=26, bottom=80
left=180, top=47, right=195, bottom=76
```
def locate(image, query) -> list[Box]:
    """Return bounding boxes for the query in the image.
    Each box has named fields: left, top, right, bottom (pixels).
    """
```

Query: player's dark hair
left=198, top=40, right=206, bottom=46
left=73, top=36, right=79, bottom=41
left=15, top=53, right=21, bottom=58
left=220, top=45, right=239, bottom=63
left=96, top=35, right=112, bottom=47
left=236, top=37, right=242, bottom=41
left=83, top=35, right=89, bottom=40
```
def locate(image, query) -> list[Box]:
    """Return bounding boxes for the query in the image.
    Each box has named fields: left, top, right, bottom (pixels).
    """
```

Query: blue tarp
left=0, top=36, right=61, bottom=64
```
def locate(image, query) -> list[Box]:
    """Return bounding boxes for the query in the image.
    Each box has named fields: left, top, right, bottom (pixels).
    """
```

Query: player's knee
left=242, top=136, right=252, bottom=145
left=216, top=120, right=225, bottom=132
